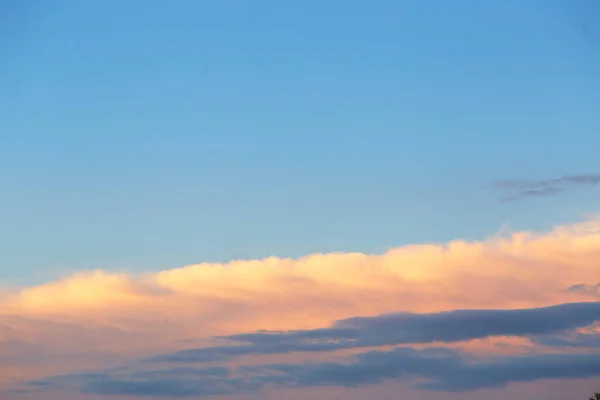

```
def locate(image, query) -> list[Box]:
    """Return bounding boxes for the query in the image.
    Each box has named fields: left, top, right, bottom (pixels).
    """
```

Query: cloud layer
left=27, top=346, right=600, bottom=397
left=2, top=216, right=600, bottom=399
left=150, top=302, right=600, bottom=363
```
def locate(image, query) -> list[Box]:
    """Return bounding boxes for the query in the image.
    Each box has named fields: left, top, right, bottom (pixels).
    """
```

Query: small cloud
left=492, top=173, right=600, bottom=201
left=500, top=186, right=565, bottom=202
left=567, top=283, right=600, bottom=297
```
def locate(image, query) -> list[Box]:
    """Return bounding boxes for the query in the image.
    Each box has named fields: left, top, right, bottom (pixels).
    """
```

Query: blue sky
left=1, top=0, right=599, bottom=285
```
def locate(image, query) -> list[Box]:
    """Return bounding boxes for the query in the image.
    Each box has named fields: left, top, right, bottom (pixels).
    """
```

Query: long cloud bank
left=1, top=216, right=600, bottom=398
left=26, top=347, right=600, bottom=397
left=150, top=302, right=600, bottom=363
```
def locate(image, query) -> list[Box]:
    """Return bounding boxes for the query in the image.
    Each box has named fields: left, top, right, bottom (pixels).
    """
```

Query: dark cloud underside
left=28, top=348, right=600, bottom=397
left=150, top=302, right=600, bottom=363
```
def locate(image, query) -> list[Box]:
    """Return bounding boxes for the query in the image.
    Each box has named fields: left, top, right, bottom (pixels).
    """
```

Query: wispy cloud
left=493, top=173, right=600, bottom=201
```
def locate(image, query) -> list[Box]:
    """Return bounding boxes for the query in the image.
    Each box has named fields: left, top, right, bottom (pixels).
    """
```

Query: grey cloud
left=26, top=368, right=248, bottom=399
left=247, top=348, right=600, bottom=392
left=420, top=352, right=600, bottom=391
left=245, top=347, right=462, bottom=388
left=30, top=347, right=600, bottom=397
left=129, top=366, right=230, bottom=380
left=568, top=283, right=600, bottom=297
left=531, top=332, right=600, bottom=348
left=493, top=173, right=600, bottom=201
left=81, top=377, right=242, bottom=398
left=500, top=186, right=565, bottom=202
left=149, top=302, right=600, bottom=363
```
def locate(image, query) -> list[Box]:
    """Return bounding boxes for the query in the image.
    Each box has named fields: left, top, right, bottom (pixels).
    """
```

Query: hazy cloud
left=24, top=368, right=242, bottom=398
left=29, top=347, right=600, bottom=397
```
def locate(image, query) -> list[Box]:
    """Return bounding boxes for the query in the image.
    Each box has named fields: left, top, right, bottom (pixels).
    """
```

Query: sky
left=0, top=0, right=599, bottom=399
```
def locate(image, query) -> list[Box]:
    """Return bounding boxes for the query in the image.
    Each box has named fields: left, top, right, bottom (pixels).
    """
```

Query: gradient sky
left=1, top=1, right=600, bottom=400
left=1, top=0, right=599, bottom=284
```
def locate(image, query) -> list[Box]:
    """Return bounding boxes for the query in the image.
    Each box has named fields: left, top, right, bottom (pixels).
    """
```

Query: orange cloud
left=1, top=216, right=599, bottom=394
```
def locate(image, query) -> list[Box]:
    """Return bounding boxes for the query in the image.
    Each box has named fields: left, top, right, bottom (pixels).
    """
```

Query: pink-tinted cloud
left=1, top=216, right=600, bottom=399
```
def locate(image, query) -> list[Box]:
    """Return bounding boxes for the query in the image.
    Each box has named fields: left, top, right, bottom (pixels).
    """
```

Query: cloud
left=493, top=173, right=600, bottom=201
left=2, top=216, right=600, bottom=398
left=568, top=283, right=600, bottom=297
left=25, top=370, right=246, bottom=398
left=247, top=348, right=600, bottom=392
left=150, top=302, right=600, bottom=363
left=28, top=347, right=600, bottom=397
left=530, top=331, right=600, bottom=348
left=25, top=368, right=249, bottom=398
